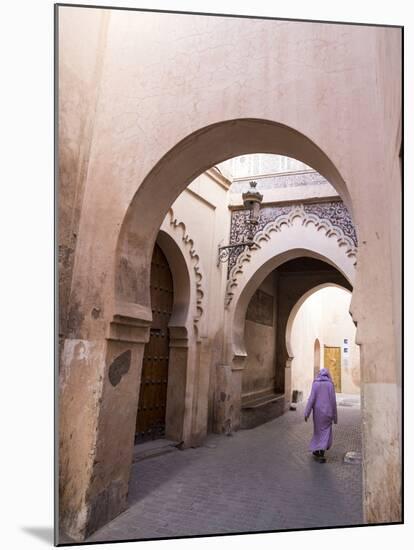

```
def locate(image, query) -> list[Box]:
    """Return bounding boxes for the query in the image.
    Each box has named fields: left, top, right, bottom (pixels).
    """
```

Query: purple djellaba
left=304, top=367, right=338, bottom=462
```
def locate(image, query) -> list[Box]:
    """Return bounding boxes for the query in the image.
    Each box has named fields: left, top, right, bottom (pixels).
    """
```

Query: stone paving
left=70, top=395, right=363, bottom=543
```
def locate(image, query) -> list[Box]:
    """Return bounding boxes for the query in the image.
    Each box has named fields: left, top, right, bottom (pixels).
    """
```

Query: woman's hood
left=316, top=368, right=333, bottom=382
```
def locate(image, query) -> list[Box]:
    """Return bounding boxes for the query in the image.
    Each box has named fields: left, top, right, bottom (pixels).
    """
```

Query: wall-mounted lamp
left=217, top=181, right=263, bottom=265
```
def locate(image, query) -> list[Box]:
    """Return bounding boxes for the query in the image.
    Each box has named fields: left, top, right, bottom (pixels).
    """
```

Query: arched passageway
left=219, top=193, right=356, bottom=432
left=286, top=283, right=352, bottom=360
left=287, top=285, right=360, bottom=401
left=229, top=255, right=353, bottom=431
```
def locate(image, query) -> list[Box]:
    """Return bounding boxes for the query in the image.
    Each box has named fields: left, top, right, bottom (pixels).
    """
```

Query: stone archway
left=227, top=214, right=356, bottom=363
left=285, top=283, right=353, bottom=360
left=220, top=211, right=356, bottom=433
left=285, top=283, right=353, bottom=400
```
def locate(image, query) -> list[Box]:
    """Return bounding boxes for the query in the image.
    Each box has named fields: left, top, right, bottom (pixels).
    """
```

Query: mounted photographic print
left=56, top=3, right=403, bottom=545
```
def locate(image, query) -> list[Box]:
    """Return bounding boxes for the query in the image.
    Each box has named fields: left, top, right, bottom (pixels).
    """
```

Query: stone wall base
left=241, top=393, right=285, bottom=429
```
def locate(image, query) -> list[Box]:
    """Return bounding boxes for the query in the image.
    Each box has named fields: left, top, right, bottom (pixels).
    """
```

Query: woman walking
left=304, top=367, right=338, bottom=463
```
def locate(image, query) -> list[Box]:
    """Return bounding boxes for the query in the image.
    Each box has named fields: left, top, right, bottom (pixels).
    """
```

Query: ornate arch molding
left=161, top=208, right=206, bottom=336
left=225, top=204, right=357, bottom=307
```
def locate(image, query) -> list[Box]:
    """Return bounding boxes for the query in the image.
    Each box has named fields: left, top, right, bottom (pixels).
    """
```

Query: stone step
left=133, top=438, right=179, bottom=463
left=241, top=393, right=285, bottom=429
left=242, top=392, right=284, bottom=410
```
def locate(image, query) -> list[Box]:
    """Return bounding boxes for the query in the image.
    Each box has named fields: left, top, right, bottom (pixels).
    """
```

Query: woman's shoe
left=313, top=450, right=324, bottom=461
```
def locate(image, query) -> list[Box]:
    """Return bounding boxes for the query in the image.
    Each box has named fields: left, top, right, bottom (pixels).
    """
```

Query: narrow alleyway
left=75, top=396, right=363, bottom=543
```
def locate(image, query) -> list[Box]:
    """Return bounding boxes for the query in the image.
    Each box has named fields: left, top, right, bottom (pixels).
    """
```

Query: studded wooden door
left=324, top=346, right=342, bottom=393
left=135, top=244, right=173, bottom=442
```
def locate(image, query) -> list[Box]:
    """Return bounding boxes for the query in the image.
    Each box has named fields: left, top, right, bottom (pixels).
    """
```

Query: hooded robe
left=304, top=368, right=338, bottom=452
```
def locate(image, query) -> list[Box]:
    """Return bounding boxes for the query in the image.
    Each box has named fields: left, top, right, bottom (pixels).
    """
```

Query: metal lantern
left=217, top=180, right=263, bottom=265
left=242, top=181, right=263, bottom=225
left=242, top=181, right=263, bottom=240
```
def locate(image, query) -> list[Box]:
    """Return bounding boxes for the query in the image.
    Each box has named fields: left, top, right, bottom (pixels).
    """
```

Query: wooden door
left=324, top=346, right=341, bottom=392
left=135, top=244, right=173, bottom=442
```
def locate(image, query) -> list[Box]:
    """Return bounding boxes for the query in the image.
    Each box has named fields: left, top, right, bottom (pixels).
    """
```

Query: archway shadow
left=127, top=443, right=208, bottom=504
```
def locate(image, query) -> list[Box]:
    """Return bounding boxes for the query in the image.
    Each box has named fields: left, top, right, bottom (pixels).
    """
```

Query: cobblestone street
left=67, top=396, right=363, bottom=544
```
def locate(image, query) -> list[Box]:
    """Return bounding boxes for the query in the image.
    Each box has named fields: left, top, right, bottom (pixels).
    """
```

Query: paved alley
left=74, top=396, right=363, bottom=543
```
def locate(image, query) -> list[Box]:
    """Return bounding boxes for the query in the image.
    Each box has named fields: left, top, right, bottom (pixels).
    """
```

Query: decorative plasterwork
left=228, top=205, right=290, bottom=274
left=228, top=200, right=357, bottom=274
left=167, top=209, right=205, bottom=328
left=225, top=204, right=357, bottom=307
left=303, top=202, right=357, bottom=246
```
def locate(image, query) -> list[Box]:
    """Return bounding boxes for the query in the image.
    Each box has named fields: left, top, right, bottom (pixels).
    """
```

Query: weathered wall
left=58, top=6, right=401, bottom=538
left=58, top=8, right=109, bottom=345
left=243, top=273, right=277, bottom=399
left=291, top=286, right=360, bottom=398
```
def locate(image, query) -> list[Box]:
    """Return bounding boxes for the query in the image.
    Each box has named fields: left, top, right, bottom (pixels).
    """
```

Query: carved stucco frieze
left=228, top=205, right=292, bottom=274
left=225, top=203, right=358, bottom=307
left=228, top=200, right=357, bottom=274
left=303, top=202, right=358, bottom=246
left=167, top=209, right=205, bottom=329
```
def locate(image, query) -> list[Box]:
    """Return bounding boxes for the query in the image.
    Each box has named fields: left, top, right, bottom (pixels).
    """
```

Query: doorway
left=135, top=243, right=174, bottom=442
left=324, top=346, right=342, bottom=392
